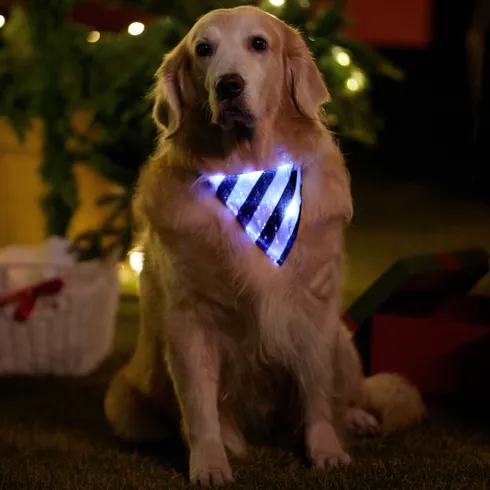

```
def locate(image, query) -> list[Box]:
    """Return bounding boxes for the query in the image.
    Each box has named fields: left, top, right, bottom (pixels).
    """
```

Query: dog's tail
left=361, top=372, right=427, bottom=434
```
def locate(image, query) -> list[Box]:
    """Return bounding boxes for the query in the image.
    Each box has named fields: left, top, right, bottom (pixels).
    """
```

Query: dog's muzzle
left=215, top=74, right=245, bottom=100
left=215, top=73, right=255, bottom=128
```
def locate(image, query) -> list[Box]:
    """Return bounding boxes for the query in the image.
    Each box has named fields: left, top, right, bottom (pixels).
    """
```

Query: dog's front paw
left=307, top=421, right=352, bottom=470
left=346, top=407, right=380, bottom=436
left=190, top=439, right=233, bottom=486
left=221, top=423, right=248, bottom=460
left=309, top=446, right=352, bottom=470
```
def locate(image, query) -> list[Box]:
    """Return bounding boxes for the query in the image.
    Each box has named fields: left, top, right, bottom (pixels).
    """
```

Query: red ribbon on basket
left=0, top=278, right=64, bottom=322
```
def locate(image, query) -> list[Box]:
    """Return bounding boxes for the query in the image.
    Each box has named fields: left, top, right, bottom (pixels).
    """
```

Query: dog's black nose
left=216, top=74, right=245, bottom=100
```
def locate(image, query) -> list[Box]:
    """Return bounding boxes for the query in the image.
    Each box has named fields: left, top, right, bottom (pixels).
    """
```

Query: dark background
left=351, top=0, right=488, bottom=199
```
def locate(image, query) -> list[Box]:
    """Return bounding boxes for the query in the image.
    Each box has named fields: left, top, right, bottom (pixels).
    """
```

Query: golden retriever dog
left=105, top=6, right=426, bottom=486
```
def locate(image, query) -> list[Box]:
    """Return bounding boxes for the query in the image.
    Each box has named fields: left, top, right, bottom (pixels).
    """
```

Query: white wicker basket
left=0, top=258, right=120, bottom=376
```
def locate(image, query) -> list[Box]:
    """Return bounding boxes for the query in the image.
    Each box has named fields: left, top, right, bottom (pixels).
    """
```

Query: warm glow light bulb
left=128, top=22, right=145, bottom=36
left=332, top=46, right=351, bottom=67
left=0, top=15, right=5, bottom=28
left=129, top=250, right=144, bottom=274
left=346, top=78, right=360, bottom=92
left=346, top=69, right=366, bottom=93
left=351, top=69, right=366, bottom=87
left=87, top=31, right=100, bottom=43
left=269, top=0, right=285, bottom=6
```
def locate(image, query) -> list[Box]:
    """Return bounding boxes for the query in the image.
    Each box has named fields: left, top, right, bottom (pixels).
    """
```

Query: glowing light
left=208, top=173, right=226, bottom=189
left=128, top=22, right=145, bottom=36
left=265, top=174, right=301, bottom=264
left=129, top=250, right=144, bottom=274
left=332, top=46, right=351, bottom=67
left=243, top=165, right=291, bottom=242
left=351, top=69, right=366, bottom=87
left=225, top=170, right=262, bottom=216
left=0, top=15, right=5, bottom=28
left=87, top=31, right=100, bottom=43
left=207, top=160, right=302, bottom=266
left=346, top=69, right=366, bottom=93
left=284, top=199, right=297, bottom=220
left=269, top=0, right=285, bottom=6
left=346, top=78, right=359, bottom=92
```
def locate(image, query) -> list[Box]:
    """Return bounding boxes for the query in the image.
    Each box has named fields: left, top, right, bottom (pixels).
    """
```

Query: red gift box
left=343, top=248, right=490, bottom=396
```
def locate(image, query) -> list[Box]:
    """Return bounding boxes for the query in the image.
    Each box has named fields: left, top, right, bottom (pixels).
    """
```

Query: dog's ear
left=152, top=40, right=195, bottom=138
left=284, top=26, right=330, bottom=119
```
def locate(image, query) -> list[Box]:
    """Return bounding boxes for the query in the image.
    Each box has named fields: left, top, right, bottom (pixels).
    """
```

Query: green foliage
left=0, top=3, right=88, bottom=238
left=71, top=190, right=132, bottom=261
left=0, top=0, right=402, bottom=260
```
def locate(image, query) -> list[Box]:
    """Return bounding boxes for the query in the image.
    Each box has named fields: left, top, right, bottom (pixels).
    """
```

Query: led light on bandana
left=208, top=163, right=302, bottom=266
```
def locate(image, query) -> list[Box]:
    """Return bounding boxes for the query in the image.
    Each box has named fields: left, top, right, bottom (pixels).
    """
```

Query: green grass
left=1, top=300, right=490, bottom=489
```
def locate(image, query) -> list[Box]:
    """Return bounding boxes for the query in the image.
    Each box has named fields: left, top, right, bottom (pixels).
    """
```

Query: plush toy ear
left=152, top=40, right=195, bottom=138
left=284, top=26, right=330, bottom=119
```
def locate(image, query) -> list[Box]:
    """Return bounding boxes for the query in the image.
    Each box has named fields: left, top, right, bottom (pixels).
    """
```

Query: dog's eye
left=196, top=42, right=212, bottom=57
left=251, top=36, right=267, bottom=51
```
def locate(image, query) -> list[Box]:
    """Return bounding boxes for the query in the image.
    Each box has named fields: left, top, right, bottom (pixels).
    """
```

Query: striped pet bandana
left=208, top=163, right=302, bottom=266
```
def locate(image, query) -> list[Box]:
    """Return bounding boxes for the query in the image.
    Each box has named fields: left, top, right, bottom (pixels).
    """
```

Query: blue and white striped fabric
left=208, top=163, right=302, bottom=266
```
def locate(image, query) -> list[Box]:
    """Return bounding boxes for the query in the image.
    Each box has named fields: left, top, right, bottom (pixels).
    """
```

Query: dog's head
left=152, top=6, right=329, bottom=138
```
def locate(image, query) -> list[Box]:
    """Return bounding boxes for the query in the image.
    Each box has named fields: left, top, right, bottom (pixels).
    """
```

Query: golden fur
left=104, top=6, right=426, bottom=486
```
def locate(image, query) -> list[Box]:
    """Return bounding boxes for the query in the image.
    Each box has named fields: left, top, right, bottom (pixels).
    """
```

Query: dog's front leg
left=303, top=385, right=351, bottom=470
left=297, top=322, right=351, bottom=470
left=165, top=308, right=232, bottom=486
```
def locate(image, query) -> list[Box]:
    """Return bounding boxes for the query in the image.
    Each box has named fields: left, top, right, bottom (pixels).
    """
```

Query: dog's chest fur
left=182, top=161, right=343, bottom=347
left=181, top=160, right=346, bottom=423
left=141, top=144, right=350, bottom=345
left=139, top=143, right=351, bottom=427
left=199, top=162, right=342, bottom=291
